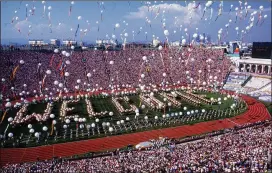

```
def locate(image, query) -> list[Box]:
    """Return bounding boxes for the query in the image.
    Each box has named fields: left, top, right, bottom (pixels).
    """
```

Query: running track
left=0, top=94, right=271, bottom=166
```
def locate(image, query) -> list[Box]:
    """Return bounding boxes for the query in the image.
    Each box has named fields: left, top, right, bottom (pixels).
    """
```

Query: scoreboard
left=252, top=42, right=272, bottom=59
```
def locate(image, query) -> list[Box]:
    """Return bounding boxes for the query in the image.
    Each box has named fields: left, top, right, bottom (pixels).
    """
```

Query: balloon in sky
left=164, top=30, right=169, bottom=36
left=78, top=16, right=82, bottom=20
left=193, top=33, right=198, bottom=38
left=205, top=1, right=213, bottom=7
left=115, top=23, right=120, bottom=28
left=181, top=39, right=186, bottom=45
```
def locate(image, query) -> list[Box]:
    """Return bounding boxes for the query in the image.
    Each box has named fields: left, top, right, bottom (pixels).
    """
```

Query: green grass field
left=0, top=89, right=246, bottom=148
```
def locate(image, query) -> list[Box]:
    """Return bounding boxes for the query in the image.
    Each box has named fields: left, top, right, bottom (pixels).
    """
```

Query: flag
left=75, top=24, right=79, bottom=37
left=49, top=54, right=55, bottom=67
left=50, top=121, right=54, bottom=135
left=10, top=65, right=19, bottom=80
left=69, top=6, right=72, bottom=16
left=0, top=110, right=8, bottom=124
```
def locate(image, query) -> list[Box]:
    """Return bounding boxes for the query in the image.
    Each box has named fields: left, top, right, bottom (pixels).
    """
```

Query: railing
left=241, top=75, right=252, bottom=87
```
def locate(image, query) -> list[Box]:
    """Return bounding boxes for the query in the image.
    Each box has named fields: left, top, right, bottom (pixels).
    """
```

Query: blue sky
left=1, top=1, right=271, bottom=44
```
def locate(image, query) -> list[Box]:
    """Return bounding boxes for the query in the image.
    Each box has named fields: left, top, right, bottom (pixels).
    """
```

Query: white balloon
left=205, top=1, right=213, bottom=7
left=46, top=70, right=51, bottom=75
left=142, top=56, right=147, bottom=61
left=65, top=72, right=70, bottom=77
left=109, top=61, right=114, bottom=65
left=141, top=74, right=145, bottom=78
left=78, top=16, right=82, bottom=20
left=181, top=39, right=186, bottom=45
left=164, top=30, right=169, bottom=36
left=8, top=117, right=13, bottom=122
left=124, top=33, right=128, bottom=37
left=5, top=102, right=11, bottom=108
left=54, top=49, right=59, bottom=53
left=8, top=133, right=13, bottom=138
left=29, top=128, right=34, bottom=133
left=34, top=132, right=39, bottom=138
left=87, top=73, right=91, bottom=77
left=115, top=23, right=120, bottom=28
left=158, top=45, right=163, bottom=51
left=19, top=60, right=25, bottom=64
left=193, top=33, right=198, bottom=38
left=58, top=83, right=63, bottom=88
left=48, top=6, right=52, bottom=10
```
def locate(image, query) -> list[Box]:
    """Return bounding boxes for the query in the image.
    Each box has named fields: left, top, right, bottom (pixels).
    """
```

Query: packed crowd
left=2, top=120, right=271, bottom=173
left=0, top=47, right=231, bottom=101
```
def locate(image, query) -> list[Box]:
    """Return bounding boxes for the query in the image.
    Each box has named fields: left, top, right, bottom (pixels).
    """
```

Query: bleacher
left=223, top=72, right=249, bottom=91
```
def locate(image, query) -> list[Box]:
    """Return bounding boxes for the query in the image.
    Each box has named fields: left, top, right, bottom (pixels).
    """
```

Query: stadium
left=0, top=1, right=271, bottom=172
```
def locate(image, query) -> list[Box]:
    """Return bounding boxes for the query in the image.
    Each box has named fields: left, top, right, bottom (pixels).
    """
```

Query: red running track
left=0, top=95, right=271, bottom=166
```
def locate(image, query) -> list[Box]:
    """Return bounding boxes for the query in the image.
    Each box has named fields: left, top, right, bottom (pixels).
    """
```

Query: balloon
left=205, top=1, right=213, bottom=7
left=46, top=70, right=51, bottom=75
left=141, top=74, right=145, bottom=78
left=65, top=72, right=70, bottom=77
left=158, top=45, right=163, bottom=51
left=54, top=49, right=59, bottom=53
left=181, top=39, right=186, bottom=45
left=115, top=23, right=120, bottom=28
left=264, top=15, right=267, bottom=19
left=164, top=30, right=169, bottom=36
left=142, top=56, right=147, bottom=61
left=20, top=60, right=25, bottom=64
left=50, top=114, right=55, bottom=118
left=48, top=6, right=52, bottom=10
left=34, top=132, right=39, bottom=138
left=259, top=6, right=264, bottom=10
left=5, top=102, right=11, bottom=107
left=65, top=60, right=71, bottom=65
left=78, top=16, right=82, bottom=20
left=193, top=33, right=198, bottom=38
left=124, top=33, right=128, bottom=37
left=8, top=133, right=13, bottom=138
left=109, top=61, right=114, bottom=65
left=71, top=1, right=74, bottom=5
left=247, top=6, right=251, bottom=9
left=235, top=27, right=239, bottom=31
left=87, top=73, right=91, bottom=77
left=8, top=117, right=13, bottom=122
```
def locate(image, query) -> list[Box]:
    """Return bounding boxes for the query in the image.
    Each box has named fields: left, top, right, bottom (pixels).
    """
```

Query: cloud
left=125, top=3, right=203, bottom=25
